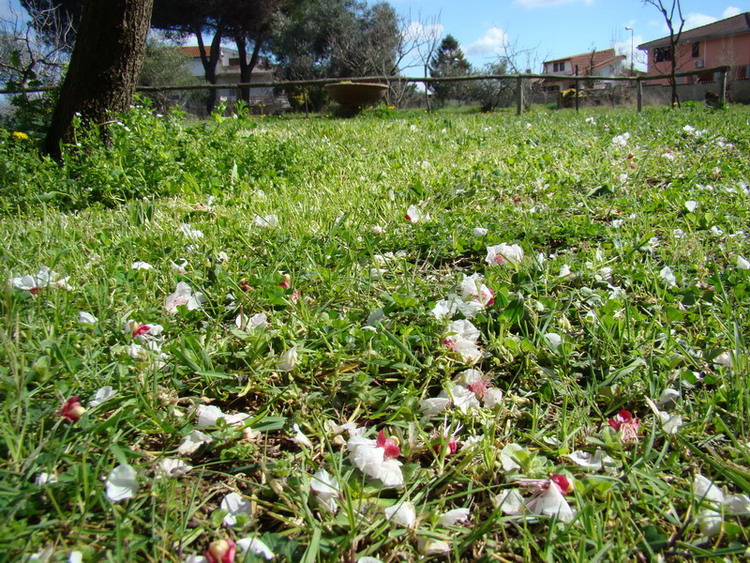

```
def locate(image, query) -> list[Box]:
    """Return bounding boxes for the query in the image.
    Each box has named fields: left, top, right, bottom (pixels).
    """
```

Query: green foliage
left=1, top=106, right=750, bottom=561
left=429, top=34, right=472, bottom=103
left=0, top=99, right=302, bottom=214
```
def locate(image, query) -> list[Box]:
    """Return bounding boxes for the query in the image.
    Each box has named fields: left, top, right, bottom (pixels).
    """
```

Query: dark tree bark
left=235, top=34, right=264, bottom=104
left=44, top=0, right=154, bottom=160
left=194, top=19, right=224, bottom=114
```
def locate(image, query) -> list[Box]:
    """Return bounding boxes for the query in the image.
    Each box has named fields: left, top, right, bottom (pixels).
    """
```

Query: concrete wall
left=642, top=78, right=750, bottom=104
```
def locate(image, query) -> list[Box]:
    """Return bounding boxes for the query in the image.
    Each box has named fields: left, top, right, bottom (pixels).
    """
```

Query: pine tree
left=428, top=34, right=471, bottom=103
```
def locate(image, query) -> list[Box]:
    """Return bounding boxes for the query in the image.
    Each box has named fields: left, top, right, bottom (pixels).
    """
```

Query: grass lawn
left=1, top=103, right=749, bottom=561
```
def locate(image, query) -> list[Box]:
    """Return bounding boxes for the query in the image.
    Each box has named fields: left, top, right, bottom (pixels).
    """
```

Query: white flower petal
left=89, top=386, right=116, bottom=407
left=493, top=489, right=525, bottom=515
left=419, top=397, right=451, bottom=417
left=439, top=507, right=471, bottom=526
left=292, top=423, right=313, bottom=448
left=526, top=484, right=574, bottom=522
left=221, top=492, right=252, bottom=527
left=78, top=312, right=98, bottom=325
left=566, top=449, right=618, bottom=472
left=105, top=463, right=138, bottom=502
left=158, top=458, right=193, bottom=478
left=178, top=430, right=213, bottom=455
left=384, top=501, right=416, bottom=528
left=277, top=346, right=298, bottom=371
left=236, top=537, right=274, bottom=560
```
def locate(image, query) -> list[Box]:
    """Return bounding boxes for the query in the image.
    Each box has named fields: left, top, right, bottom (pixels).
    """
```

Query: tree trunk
left=235, top=34, right=263, bottom=104
left=195, top=21, right=224, bottom=115
left=44, top=0, right=154, bottom=160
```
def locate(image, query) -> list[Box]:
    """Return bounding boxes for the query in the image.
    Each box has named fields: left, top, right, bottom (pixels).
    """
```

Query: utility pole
left=625, top=26, right=635, bottom=75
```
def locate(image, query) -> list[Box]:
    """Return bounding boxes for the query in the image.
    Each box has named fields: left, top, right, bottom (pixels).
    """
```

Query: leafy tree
left=270, top=0, right=400, bottom=111
left=429, top=34, right=471, bottom=103
left=44, top=0, right=154, bottom=159
left=138, top=35, right=200, bottom=113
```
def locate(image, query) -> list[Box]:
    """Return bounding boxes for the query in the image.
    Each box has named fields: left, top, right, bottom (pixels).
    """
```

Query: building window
left=553, top=62, right=565, bottom=72
left=654, top=47, right=672, bottom=63
left=692, top=42, right=700, bottom=58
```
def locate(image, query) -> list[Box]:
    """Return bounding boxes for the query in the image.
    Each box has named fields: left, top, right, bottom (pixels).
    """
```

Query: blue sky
left=388, top=0, right=749, bottom=73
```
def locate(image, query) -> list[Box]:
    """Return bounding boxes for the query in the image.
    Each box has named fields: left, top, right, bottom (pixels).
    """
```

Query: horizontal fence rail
left=1, top=66, right=731, bottom=114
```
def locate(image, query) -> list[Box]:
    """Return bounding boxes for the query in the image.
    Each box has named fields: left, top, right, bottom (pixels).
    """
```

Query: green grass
left=1, top=103, right=749, bottom=561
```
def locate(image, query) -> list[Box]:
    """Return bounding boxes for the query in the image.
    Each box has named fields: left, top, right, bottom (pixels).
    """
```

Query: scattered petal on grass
left=12, top=265, right=71, bottom=294
left=439, top=507, right=471, bottom=526
left=715, top=351, right=734, bottom=367
left=235, top=312, right=268, bottom=331
left=384, top=501, right=416, bottom=528
left=417, top=537, right=451, bottom=556
left=180, top=223, right=204, bottom=240
left=35, top=472, right=57, bottom=486
left=78, top=311, right=98, bottom=325
left=197, top=405, right=249, bottom=428
left=105, top=463, right=138, bottom=502
left=157, top=458, right=193, bottom=478
left=311, top=468, right=339, bottom=513
left=131, top=261, right=153, bottom=270
left=656, top=388, right=680, bottom=409
left=277, top=346, right=298, bottom=371
left=419, top=397, right=450, bottom=417
left=544, top=333, right=563, bottom=350
left=221, top=492, right=252, bottom=527
left=684, top=200, right=698, bottom=212
left=493, top=489, right=525, bottom=515
left=525, top=481, right=574, bottom=522
left=472, top=227, right=488, bottom=237
left=738, top=256, right=750, bottom=270
left=89, top=386, right=116, bottom=407
left=236, top=537, right=274, bottom=560
left=253, top=214, right=279, bottom=228
left=659, top=266, right=677, bottom=288
left=68, top=551, right=82, bottom=563
left=165, top=282, right=206, bottom=314
left=292, top=423, right=313, bottom=448
left=486, top=243, right=524, bottom=265
left=178, top=430, right=213, bottom=455
left=566, top=449, right=618, bottom=472
left=645, top=397, right=683, bottom=434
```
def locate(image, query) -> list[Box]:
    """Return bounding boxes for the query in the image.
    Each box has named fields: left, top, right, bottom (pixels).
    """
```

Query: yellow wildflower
left=12, top=131, right=29, bottom=140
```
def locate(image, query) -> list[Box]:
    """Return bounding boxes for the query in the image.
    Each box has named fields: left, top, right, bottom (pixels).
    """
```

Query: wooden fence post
left=718, top=68, right=727, bottom=106
left=516, top=76, right=524, bottom=115
left=636, top=77, right=643, bottom=113
left=575, top=78, right=580, bottom=112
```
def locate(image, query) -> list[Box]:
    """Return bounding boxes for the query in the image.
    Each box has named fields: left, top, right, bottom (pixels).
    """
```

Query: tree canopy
left=429, top=34, right=472, bottom=103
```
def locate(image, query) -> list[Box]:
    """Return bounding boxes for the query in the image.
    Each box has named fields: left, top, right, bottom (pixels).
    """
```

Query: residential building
left=637, top=12, right=750, bottom=85
left=180, top=46, right=288, bottom=111
left=540, top=48, right=627, bottom=92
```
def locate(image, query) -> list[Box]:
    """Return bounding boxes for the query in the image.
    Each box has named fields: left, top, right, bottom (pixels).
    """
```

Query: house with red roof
left=638, top=12, right=750, bottom=86
left=540, top=48, right=627, bottom=92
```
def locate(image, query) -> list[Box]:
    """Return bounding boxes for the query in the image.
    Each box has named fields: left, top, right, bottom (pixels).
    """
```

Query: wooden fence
left=0, top=66, right=731, bottom=115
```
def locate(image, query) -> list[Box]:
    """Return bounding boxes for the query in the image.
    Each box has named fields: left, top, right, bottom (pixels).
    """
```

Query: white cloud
left=402, top=20, right=444, bottom=43
left=683, top=13, right=719, bottom=31
left=516, top=0, right=594, bottom=7
left=722, top=7, right=741, bottom=19
left=466, top=27, right=509, bottom=57
left=614, top=34, right=648, bottom=72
